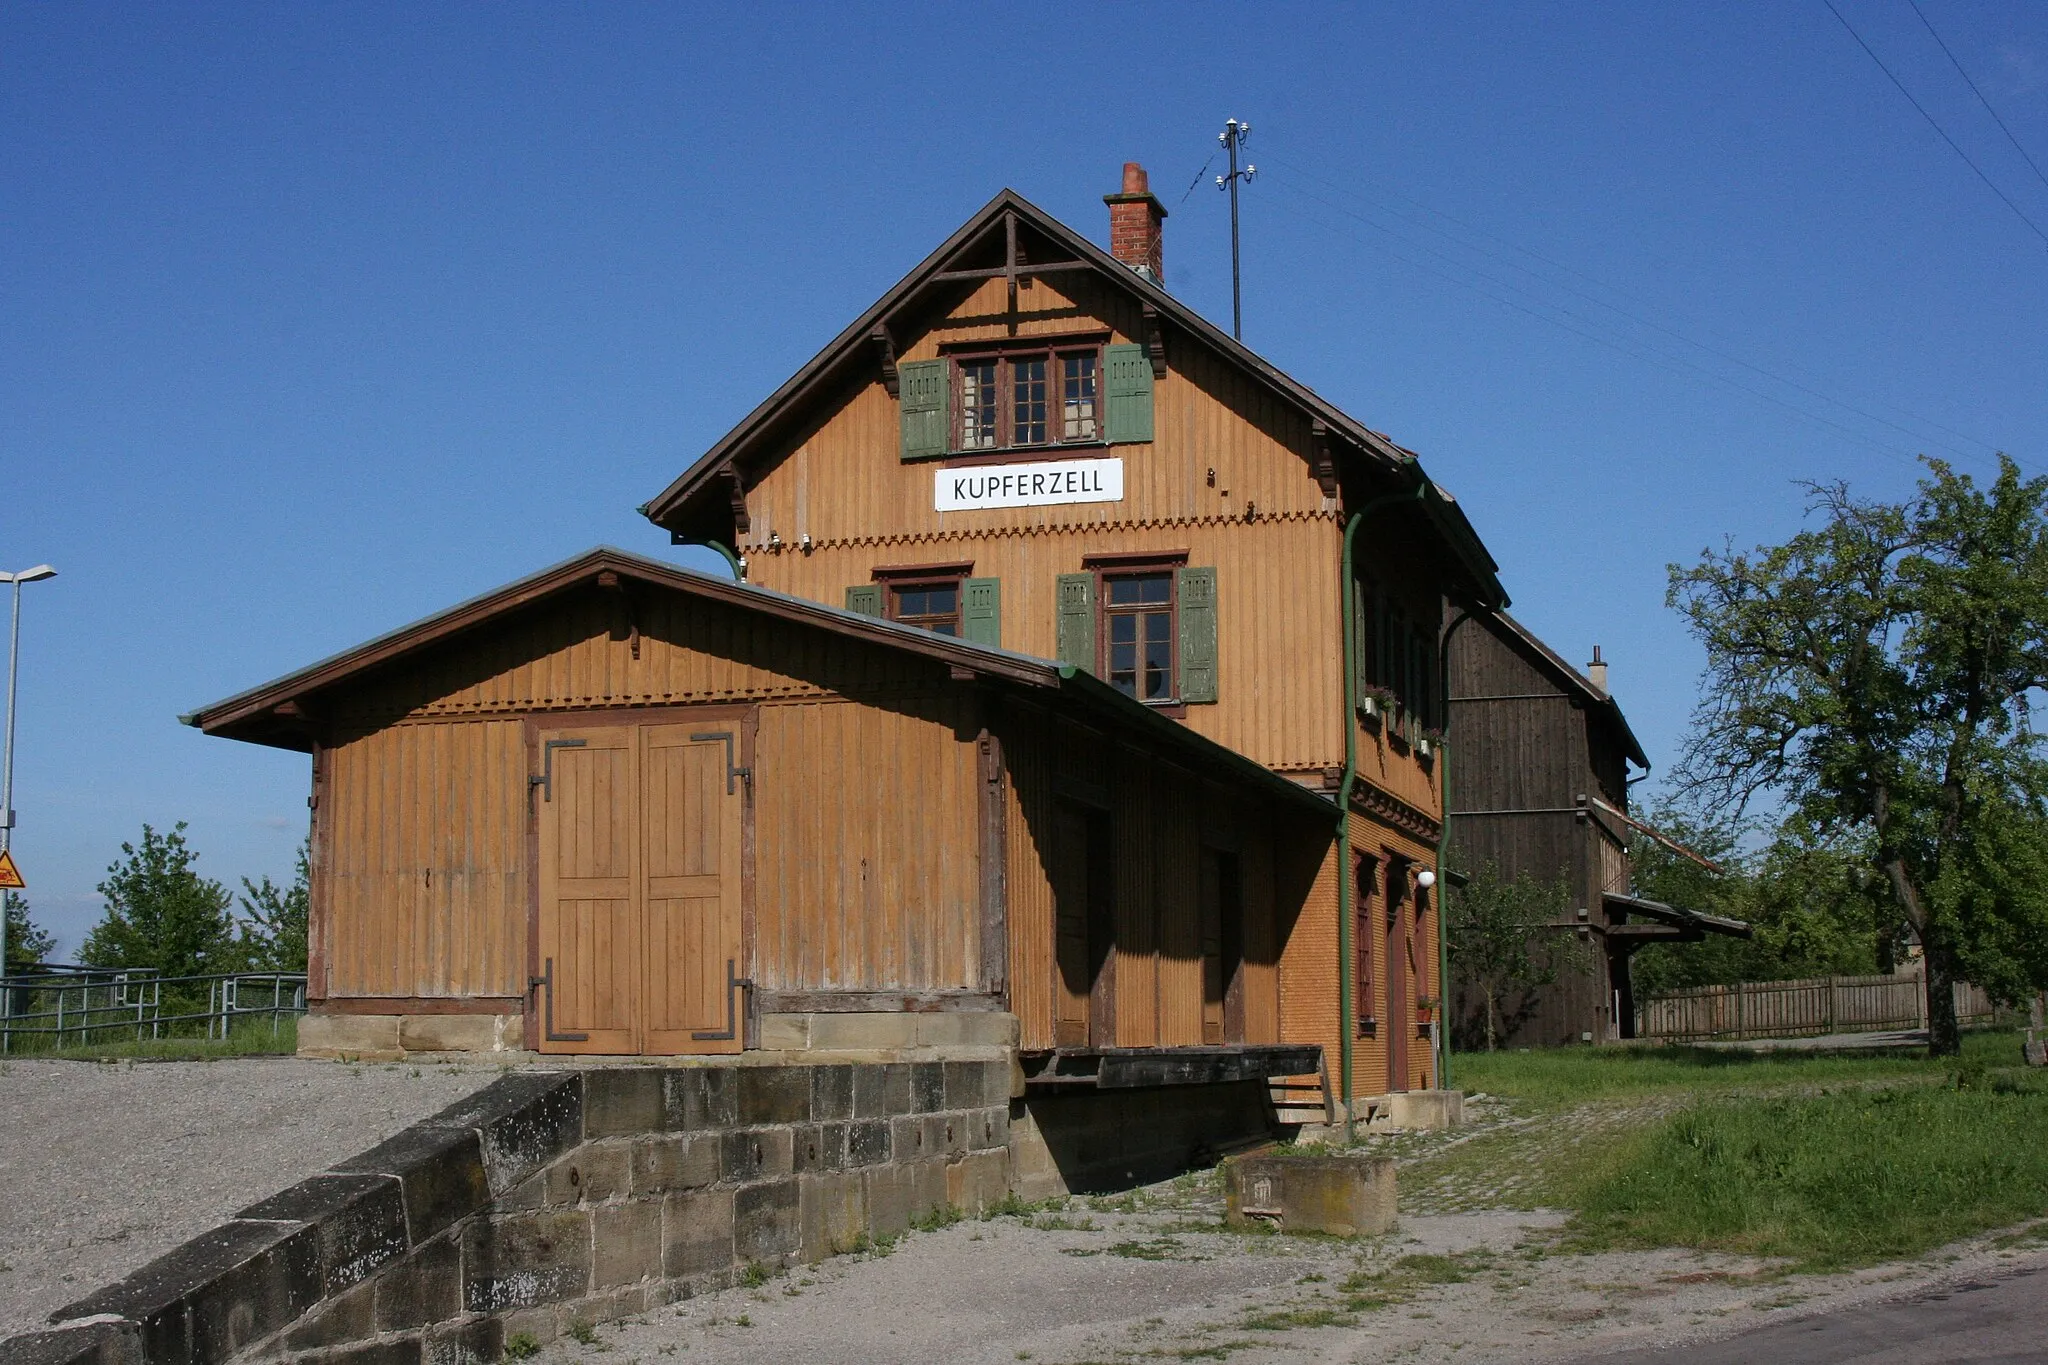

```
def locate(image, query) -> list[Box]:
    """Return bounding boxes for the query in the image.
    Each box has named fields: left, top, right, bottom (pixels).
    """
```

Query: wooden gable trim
left=641, top=190, right=1416, bottom=530
left=183, top=547, right=1063, bottom=744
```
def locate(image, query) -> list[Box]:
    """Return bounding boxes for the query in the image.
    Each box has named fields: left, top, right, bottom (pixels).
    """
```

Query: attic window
left=954, top=347, right=1099, bottom=451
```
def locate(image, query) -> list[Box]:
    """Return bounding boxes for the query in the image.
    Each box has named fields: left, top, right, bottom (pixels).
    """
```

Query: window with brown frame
left=1101, top=569, right=1175, bottom=702
left=953, top=345, right=1100, bottom=452
left=887, top=579, right=962, bottom=636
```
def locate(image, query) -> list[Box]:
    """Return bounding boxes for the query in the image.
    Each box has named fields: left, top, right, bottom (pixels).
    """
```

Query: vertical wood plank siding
left=325, top=719, right=527, bottom=999
left=751, top=695, right=980, bottom=993
left=999, top=703, right=1291, bottom=1052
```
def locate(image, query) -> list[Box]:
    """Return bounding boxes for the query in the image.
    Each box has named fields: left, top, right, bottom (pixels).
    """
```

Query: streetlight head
left=1, top=566, right=55, bottom=584
left=1417, top=869, right=1438, bottom=889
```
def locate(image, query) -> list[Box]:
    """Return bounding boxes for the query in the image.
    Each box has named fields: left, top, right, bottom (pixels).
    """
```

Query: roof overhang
left=182, top=547, right=1336, bottom=822
left=1603, top=892, right=1752, bottom=942
left=640, top=187, right=1505, bottom=612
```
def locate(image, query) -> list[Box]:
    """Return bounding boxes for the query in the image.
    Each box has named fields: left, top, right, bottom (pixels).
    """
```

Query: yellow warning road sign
left=0, top=849, right=23, bottom=890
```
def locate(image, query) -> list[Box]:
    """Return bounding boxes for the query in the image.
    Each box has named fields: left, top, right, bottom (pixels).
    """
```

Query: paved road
left=1586, top=1261, right=2048, bottom=1364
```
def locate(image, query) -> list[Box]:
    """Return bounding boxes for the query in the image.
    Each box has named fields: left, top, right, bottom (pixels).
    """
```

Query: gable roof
left=640, top=187, right=1505, bottom=610
left=1487, top=610, right=1648, bottom=770
left=183, top=547, right=1333, bottom=818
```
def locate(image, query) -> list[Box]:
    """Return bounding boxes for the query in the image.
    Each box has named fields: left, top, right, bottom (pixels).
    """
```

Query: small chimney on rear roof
left=1587, top=645, right=1608, bottom=696
left=1104, top=162, right=1167, bottom=284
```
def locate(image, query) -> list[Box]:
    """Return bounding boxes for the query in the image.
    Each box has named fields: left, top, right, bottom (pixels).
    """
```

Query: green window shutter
left=1178, top=566, right=1219, bottom=704
left=1102, top=342, right=1154, bottom=444
left=899, top=358, right=950, bottom=460
left=1056, top=573, right=1096, bottom=674
left=846, top=584, right=883, bottom=617
left=963, top=577, right=1001, bottom=648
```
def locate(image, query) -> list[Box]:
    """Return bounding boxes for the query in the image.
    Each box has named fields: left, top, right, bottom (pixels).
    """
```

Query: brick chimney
left=1586, top=645, right=1608, bottom=696
left=1104, top=162, right=1167, bottom=284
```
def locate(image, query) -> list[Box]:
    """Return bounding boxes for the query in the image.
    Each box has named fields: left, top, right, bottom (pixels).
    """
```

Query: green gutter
left=1434, top=607, right=1479, bottom=1092
left=1338, top=469, right=1428, bottom=1139
left=696, top=540, right=744, bottom=580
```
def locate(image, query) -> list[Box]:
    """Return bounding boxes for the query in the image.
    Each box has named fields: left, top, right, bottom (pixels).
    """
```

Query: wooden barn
left=637, top=165, right=1507, bottom=1122
left=1444, top=612, right=1746, bottom=1045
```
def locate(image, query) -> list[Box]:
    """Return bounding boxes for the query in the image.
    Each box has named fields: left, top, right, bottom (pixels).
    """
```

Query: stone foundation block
left=861, top=1165, right=912, bottom=1236
left=334, top=1126, right=493, bottom=1245
left=237, top=1171, right=409, bottom=1299
left=755, top=1014, right=810, bottom=1051
left=944, top=1150, right=1008, bottom=1214
left=2, top=1323, right=141, bottom=1365
left=733, top=1181, right=800, bottom=1266
left=1225, top=1152, right=1396, bottom=1237
left=662, top=1068, right=737, bottom=1131
left=791, top=1122, right=846, bottom=1173
left=372, top=1232, right=461, bottom=1332
left=738, top=1067, right=812, bottom=1126
left=298, top=1013, right=403, bottom=1060
left=845, top=1118, right=891, bottom=1167
left=422, top=1073, right=584, bottom=1196
left=908, top=1158, right=950, bottom=1220
left=592, top=1201, right=663, bottom=1288
left=914, top=1012, right=1019, bottom=1049
left=720, top=1127, right=793, bottom=1184
left=57, top=1218, right=323, bottom=1365
left=462, top=1211, right=591, bottom=1312
left=805, top=1013, right=918, bottom=1051
left=629, top=1133, right=718, bottom=1194
left=422, top=1316, right=501, bottom=1365
left=397, top=1014, right=508, bottom=1054
left=1369, top=1090, right=1464, bottom=1132
left=809, top=1065, right=854, bottom=1120
left=853, top=1063, right=911, bottom=1118
left=546, top=1141, right=631, bottom=1206
left=797, top=1171, right=865, bottom=1262
left=660, top=1188, right=735, bottom=1278
left=583, top=1069, right=665, bottom=1137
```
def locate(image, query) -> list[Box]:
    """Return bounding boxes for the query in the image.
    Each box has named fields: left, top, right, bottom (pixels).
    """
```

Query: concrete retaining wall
left=9, top=1060, right=1011, bottom=1365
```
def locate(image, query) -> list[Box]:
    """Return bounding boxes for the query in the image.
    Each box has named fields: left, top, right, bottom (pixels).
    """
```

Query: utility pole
left=1215, top=118, right=1257, bottom=341
left=0, top=564, right=57, bottom=982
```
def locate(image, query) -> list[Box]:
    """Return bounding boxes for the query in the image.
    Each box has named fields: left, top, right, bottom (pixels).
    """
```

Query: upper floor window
left=954, top=347, right=1101, bottom=452
left=889, top=580, right=961, bottom=636
left=1103, top=570, right=1175, bottom=701
left=898, top=342, right=1151, bottom=461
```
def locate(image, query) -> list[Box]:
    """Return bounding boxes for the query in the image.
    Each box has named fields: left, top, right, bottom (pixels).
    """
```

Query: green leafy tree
left=4, top=890, right=57, bottom=974
left=1668, top=456, right=2048, bottom=1055
left=238, top=841, right=309, bottom=972
left=80, top=823, right=240, bottom=978
left=1448, top=863, right=1586, bottom=1051
left=1628, top=808, right=1888, bottom=995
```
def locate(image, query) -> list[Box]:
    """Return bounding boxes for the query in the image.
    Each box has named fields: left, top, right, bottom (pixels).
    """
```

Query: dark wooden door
left=1053, top=803, right=1116, bottom=1047
left=1385, top=874, right=1410, bottom=1092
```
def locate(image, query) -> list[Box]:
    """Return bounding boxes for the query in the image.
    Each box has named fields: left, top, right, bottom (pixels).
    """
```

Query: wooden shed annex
left=183, top=548, right=1329, bottom=1113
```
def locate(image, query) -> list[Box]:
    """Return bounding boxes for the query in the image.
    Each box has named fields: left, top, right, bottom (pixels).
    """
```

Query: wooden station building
left=191, top=163, right=1511, bottom=1163
left=1445, top=612, right=1747, bottom=1045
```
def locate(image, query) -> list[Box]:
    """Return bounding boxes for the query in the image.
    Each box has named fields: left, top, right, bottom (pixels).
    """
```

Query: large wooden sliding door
left=535, top=719, right=744, bottom=1055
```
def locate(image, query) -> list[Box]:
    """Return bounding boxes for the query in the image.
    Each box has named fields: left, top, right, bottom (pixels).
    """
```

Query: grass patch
left=1568, top=1084, right=2048, bottom=1270
left=8, top=1016, right=300, bottom=1061
left=1453, top=1029, right=2025, bottom=1109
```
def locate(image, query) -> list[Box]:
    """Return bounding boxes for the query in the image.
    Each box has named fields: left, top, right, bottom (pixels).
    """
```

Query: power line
left=1906, top=0, right=2048, bottom=197
left=1268, top=178, right=1939, bottom=469
left=1177, top=153, right=1217, bottom=207
left=1261, top=153, right=2005, bottom=460
left=1821, top=0, right=2048, bottom=249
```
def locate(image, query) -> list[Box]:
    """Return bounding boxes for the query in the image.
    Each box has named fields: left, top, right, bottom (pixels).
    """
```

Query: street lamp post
left=0, top=564, right=57, bottom=982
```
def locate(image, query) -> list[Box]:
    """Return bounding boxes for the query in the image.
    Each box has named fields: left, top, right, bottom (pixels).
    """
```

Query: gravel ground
left=539, top=1184, right=2048, bottom=1365
left=0, top=1055, right=502, bottom=1339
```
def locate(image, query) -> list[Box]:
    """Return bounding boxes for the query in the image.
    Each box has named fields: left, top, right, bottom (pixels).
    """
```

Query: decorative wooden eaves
left=1141, top=304, right=1168, bottom=380
left=1310, top=420, right=1340, bottom=500
left=871, top=326, right=899, bottom=398
left=1350, top=778, right=1443, bottom=843
left=720, top=464, right=749, bottom=536
left=595, top=569, right=643, bottom=660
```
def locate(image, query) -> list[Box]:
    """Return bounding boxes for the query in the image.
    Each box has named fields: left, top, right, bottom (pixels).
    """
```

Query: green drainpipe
left=697, top=540, right=744, bottom=580
left=1434, top=608, right=1479, bottom=1093
left=1338, top=469, right=1428, bottom=1139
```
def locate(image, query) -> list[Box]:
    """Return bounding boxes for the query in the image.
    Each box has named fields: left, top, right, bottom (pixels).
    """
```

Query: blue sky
left=6, top=3, right=2044, bottom=955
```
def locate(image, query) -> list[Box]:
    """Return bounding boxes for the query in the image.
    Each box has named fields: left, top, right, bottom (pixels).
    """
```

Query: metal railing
left=0, top=967, right=307, bottom=1053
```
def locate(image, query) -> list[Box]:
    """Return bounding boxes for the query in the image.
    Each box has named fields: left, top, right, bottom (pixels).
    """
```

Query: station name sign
left=934, top=457, right=1125, bottom=513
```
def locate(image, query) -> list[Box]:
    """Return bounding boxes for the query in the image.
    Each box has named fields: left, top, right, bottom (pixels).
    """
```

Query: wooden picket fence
left=1636, top=967, right=2000, bottom=1042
